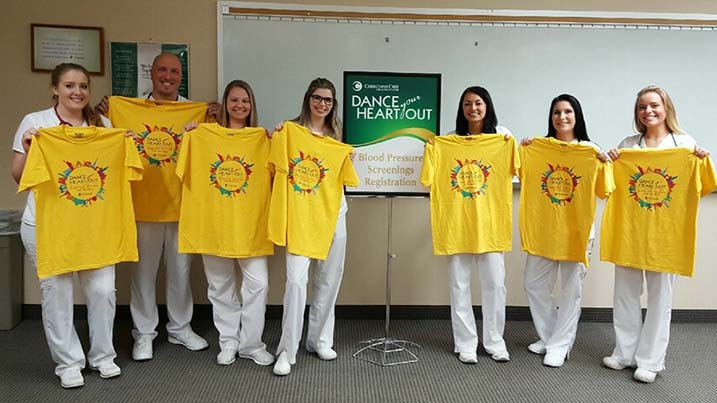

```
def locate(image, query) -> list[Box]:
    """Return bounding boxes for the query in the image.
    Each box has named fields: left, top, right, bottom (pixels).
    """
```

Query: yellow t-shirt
left=518, top=137, right=614, bottom=265
left=108, top=96, right=207, bottom=222
left=175, top=123, right=273, bottom=257
left=600, top=148, right=716, bottom=276
left=420, top=134, right=520, bottom=255
left=18, top=126, right=143, bottom=279
left=267, top=121, right=359, bottom=259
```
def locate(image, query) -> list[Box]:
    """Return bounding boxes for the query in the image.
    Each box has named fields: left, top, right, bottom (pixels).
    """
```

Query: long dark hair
left=546, top=94, right=590, bottom=142
left=455, top=86, right=498, bottom=135
left=51, top=63, right=104, bottom=127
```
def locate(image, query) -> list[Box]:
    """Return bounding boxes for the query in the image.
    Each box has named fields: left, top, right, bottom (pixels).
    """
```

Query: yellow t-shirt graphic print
left=420, top=134, right=520, bottom=255
left=267, top=122, right=359, bottom=259
left=108, top=96, right=207, bottom=222
left=518, top=137, right=614, bottom=265
left=600, top=148, right=716, bottom=277
left=18, top=126, right=143, bottom=279
left=175, top=123, right=273, bottom=257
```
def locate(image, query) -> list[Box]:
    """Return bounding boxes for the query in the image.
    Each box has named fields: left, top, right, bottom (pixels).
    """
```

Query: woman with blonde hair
left=603, top=85, right=709, bottom=383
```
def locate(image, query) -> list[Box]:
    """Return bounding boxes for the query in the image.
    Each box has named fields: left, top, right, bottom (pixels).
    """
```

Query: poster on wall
left=110, top=42, right=189, bottom=99
left=343, top=72, right=440, bottom=196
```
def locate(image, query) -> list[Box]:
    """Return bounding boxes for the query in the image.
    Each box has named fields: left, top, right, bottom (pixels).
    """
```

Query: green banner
left=343, top=72, right=440, bottom=195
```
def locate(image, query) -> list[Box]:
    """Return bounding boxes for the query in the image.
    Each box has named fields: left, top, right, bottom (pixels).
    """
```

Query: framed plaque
left=31, top=23, right=104, bottom=75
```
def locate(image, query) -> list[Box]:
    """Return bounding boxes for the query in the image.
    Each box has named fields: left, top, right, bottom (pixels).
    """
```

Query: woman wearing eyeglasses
left=272, top=78, right=354, bottom=376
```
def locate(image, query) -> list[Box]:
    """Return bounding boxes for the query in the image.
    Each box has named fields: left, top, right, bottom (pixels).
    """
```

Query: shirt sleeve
left=516, top=143, right=527, bottom=181
left=175, top=131, right=191, bottom=182
left=509, top=136, right=521, bottom=177
left=340, top=149, right=359, bottom=187
left=268, top=123, right=289, bottom=174
left=595, top=161, right=615, bottom=199
left=419, top=142, right=435, bottom=187
left=698, top=155, right=717, bottom=197
left=124, top=136, right=144, bottom=182
left=17, top=134, right=51, bottom=193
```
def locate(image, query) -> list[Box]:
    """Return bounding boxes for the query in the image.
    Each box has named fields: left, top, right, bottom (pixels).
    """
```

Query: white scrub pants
left=610, top=265, right=676, bottom=372
left=130, top=221, right=194, bottom=340
left=276, top=213, right=347, bottom=364
left=448, top=252, right=508, bottom=355
left=524, top=253, right=587, bottom=357
left=21, top=223, right=117, bottom=377
left=202, top=255, right=269, bottom=353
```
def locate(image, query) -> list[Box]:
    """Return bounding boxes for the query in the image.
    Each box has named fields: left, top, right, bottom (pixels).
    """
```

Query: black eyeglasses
left=310, top=94, right=334, bottom=105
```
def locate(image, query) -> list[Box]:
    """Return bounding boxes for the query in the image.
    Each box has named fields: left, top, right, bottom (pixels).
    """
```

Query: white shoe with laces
left=239, top=349, right=275, bottom=366
left=89, top=362, right=121, bottom=379
left=307, top=344, right=338, bottom=361
left=527, top=340, right=546, bottom=355
left=60, top=369, right=84, bottom=389
left=458, top=352, right=478, bottom=364
left=217, top=349, right=237, bottom=366
left=168, top=330, right=209, bottom=351
left=633, top=368, right=657, bottom=383
left=542, top=352, right=566, bottom=368
left=490, top=351, right=510, bottom=362
left=602, top=356, right=631, bottom=370
left=132, top=336, right=153, bottom=361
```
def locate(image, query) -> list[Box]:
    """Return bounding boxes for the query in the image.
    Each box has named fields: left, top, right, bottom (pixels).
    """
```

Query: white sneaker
left=458, top=352, right=478, bottom=364
left=528, top=340, right=546, bottom=355
left=273, top=352, right=291, bottom=376
left=132, top=336, right=153, bottom=361
left=542, top=352, right=565, bottom=368
left=60, top=369, right=84, bottom=389
left=490, top=351, right=510, bottom=362
left=217, top=349, right=237, bottom=366
left=602, top=356, right=630, bottom=370
left=634, top=368, right=657, bottom=383
left=315, top=348, right=338, bottom=361
left=168, top=330, right=209, bottom=351
left=89, top=362, right=121, bottom=379
left=239, top=349, right=275, bottom=366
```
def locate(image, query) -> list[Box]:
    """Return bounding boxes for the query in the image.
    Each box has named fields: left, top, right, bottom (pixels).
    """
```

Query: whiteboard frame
left=217, top=1, right=717, bottom=99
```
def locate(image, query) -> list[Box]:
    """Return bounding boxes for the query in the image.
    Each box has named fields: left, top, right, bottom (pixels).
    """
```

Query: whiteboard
left=220, top=9, right=717, bottom=153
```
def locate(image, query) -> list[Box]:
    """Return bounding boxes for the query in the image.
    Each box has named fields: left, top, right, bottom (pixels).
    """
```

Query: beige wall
left=4, top=1, right=717, bottom=309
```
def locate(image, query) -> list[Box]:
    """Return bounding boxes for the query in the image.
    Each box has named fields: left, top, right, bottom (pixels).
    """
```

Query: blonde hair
left=634, top=85, right=683, bottom=135
left=292, top=78, right=342, bottom=141
left=51, top=63, right=104, bottom=127
left=219, top=80, right=258, bottom=128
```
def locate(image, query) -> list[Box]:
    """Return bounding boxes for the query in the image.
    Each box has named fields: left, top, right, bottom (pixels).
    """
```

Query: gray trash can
left=0, top=210, right=23, bottom=330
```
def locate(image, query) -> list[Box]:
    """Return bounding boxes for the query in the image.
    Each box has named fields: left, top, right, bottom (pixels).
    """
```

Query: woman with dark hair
left=520, top=94, right=607, bottom=368
left=445, top=86, right=513, bottom=364
left=272, top=78, right=356, bottom=376
left=11, top=63, right=120, bottom=388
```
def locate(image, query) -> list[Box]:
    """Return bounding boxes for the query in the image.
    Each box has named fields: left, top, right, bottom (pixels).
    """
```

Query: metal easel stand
left=353, top=197, right=420, bottom=366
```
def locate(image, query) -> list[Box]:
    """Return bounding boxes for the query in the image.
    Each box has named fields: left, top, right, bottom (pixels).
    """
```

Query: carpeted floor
left=1, top=319, right=715, bottom=403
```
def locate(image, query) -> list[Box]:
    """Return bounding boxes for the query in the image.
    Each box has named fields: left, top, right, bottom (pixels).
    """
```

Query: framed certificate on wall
left=31, top=23, right=104, bottom=75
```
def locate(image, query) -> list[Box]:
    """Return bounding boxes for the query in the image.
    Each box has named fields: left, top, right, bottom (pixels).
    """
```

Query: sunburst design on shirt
left=134, top=124, right=182, bottom=166
left=288, top=151, right=328, bottom=195
left=209, top=154, right=253, bottom=197
left=540, top=164, right=581, bottom=206
left=450, top=159, right=491, bottom=199
left=58, top=160, right=108, bottom=207
left=628, top=165, right=677, bottom=209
